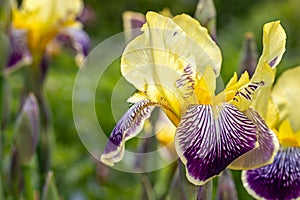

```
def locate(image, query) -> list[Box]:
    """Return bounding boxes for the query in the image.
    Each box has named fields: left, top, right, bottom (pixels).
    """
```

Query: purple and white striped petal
left=57, top=28, right=90, bottom=66
left=242, top=147, right=300, bottom=200
left=7, top=29, right=32, bottom=69
left=175, top=103, right=258, bottom=185
left=100, top=100, right=156, bottom=166
left=229, top=108, right=279, bottom=169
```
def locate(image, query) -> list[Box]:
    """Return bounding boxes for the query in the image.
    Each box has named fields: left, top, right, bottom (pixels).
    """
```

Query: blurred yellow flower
left=7, top=0, right=90, bottom=69
left=11, top=0, right=83, bottom=51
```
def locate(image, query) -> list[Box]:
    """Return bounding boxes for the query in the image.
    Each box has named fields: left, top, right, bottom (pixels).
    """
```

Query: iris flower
left=7, top=0, right=90, bottom=69
left=101, top=12, right=285, bottom=185
left=242, top=66, right=300, bottom=200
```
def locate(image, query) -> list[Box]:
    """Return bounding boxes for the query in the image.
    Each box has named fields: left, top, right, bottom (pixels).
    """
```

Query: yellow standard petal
left=230, top=21, right=286, bottom=111
left=121, top=12, right=204, bottom=117
left=242, top=22, right=285, bottom=126
left=172, top=14, right=222, bottom=76
left=264, top=98, right=280, bottom=129
left=256, top=21, right=286, bottom=69
left=272, top=66, right=300, bottom=132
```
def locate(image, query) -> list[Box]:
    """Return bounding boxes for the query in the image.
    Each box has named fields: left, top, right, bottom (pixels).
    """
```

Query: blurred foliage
left=4, top=0, right=300, bottom=199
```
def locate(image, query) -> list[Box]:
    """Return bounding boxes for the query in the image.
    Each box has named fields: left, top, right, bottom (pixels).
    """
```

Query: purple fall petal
left=242, top=147, right=300, bottom=200
left=230, top=108, right=279, bottom=169
left=7, top=29, right=32, bottom=68
left=100, top=100, right=156, bottom=166
left=175, top=103, right=257, bottom=185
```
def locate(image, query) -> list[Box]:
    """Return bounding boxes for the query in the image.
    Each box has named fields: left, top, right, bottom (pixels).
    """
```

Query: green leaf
left=42, top=171, right=60, bottom=200
left=0, top=31, right=9, bottom=128
left=0, top=0, right=11, bottom=33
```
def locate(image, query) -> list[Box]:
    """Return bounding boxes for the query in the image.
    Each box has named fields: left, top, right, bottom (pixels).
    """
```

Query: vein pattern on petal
left=175, top=103, right=257, bottom=185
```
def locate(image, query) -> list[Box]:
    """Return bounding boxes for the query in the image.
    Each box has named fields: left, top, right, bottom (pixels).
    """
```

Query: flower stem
left=0, top=172, right=4, bottom=200
left=0, top=135, right=3, bottom=199
left=178, top=160, right=199, bottom=199
left=0, top=74, right=4, bottom=130
left=178, top=159, right=212, bottom=200
left=23, top=51, right=53, bottom=198
left=36, top=93, right=52, bottom=199
left=22, top=164, right=34, bottom=200
left=198, top=179, right=212, bottom=200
